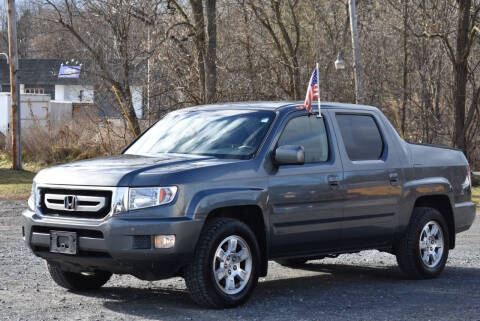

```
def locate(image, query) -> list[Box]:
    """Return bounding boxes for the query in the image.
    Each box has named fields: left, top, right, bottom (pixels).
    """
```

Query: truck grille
left=39, top=188, right=112, bottom=219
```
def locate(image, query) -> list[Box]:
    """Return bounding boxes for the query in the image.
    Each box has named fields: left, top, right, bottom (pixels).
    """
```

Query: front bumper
left=454, top=201, right=476, bottom=233
left=22, top=209, right=203, bottom=280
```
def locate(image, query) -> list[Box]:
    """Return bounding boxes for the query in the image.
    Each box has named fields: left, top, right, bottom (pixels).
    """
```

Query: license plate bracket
left=50, top=231, right=77, bottom=255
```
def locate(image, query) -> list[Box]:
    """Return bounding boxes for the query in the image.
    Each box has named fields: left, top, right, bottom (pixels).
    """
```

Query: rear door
left=268, top=111, right=345, bottom=257
left=332, top=110, right=402, bottom=247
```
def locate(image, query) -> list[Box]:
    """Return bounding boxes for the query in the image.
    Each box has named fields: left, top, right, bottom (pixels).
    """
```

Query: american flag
left=299, top=66, right=319, bottom=114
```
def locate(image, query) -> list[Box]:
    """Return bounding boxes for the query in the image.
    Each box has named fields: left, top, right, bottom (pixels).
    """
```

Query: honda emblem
left=64, top=195, right=77, bottom=210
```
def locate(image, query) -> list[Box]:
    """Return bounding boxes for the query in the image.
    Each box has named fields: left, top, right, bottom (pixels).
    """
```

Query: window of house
left=23, top=84, right=55, bottom=97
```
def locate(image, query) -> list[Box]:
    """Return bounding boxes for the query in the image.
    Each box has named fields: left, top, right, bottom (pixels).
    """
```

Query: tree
left=10, top=0, right=480, bottom=167
left=421, top=0, right=480, bottom=153
left=168, top=0, right=217, bottom=104
left=42, top=0, right=166, bottom=134
left=248, top=0, right=302, bottom=100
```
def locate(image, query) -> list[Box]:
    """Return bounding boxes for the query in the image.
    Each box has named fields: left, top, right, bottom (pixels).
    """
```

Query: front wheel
left=184, top=218, right=260, bottom=308
left=395, top=207, right=449, bottom=279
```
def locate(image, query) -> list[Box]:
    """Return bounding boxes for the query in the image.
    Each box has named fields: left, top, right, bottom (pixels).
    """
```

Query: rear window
left=336, top=114, right=384, bottom=161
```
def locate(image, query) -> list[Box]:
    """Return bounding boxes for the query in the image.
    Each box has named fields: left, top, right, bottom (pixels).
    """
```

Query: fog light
left=154, top=235, right=175, bottom=249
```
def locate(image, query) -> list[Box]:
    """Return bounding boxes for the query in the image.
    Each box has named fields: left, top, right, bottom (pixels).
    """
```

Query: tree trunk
left=205, top=0, right=217, bottom=103
left=291, top=56, right=301, bottom=100
left=401, top=0, right=408, bottom=137
left=240, top=0, right=257, bottom=97
left=120, top=34, right=140, bottom=135
left=123, top=86, right=140, bottom=135
left=271, top=0, right=301, bottom=99
left=453, top=0, right=471, bottom=152
left=189, top=0, right=206, bottom=103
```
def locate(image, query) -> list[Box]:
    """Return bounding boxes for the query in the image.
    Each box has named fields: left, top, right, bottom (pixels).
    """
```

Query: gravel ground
left=1, top=201, right=479, bottom=321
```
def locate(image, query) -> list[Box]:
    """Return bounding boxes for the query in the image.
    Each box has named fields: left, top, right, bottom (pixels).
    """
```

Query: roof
left=0, top=59, right=88, bottom=85
left=182, top=101, right=379, bottom=112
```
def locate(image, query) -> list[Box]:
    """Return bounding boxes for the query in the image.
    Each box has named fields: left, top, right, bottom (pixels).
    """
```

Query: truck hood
left=34, top=154, right=243, bottom=186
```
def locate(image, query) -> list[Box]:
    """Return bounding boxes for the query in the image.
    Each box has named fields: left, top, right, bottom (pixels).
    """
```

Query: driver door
left=268, top=112, right=345, bottom=257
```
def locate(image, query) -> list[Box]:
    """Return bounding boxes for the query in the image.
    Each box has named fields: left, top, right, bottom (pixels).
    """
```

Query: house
left=0, top=58, right=143, bottom=118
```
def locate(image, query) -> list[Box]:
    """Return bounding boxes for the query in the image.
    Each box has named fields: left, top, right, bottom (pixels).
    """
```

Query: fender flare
left=186, top=188, right=270, bottom=276
left=398, top=177, right=455, bottom=237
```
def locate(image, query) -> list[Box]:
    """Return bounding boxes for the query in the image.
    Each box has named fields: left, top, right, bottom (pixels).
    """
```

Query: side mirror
left=273, top=145, right=305, bottom=165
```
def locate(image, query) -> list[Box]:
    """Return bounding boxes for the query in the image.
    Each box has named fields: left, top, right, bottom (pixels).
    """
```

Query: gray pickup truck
left=23, top=102, right=476, bottom=308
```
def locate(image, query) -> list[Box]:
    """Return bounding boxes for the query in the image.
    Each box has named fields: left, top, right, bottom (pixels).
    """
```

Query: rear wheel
left=47, top=262, right=112, bottom=290
left=396, top=207, right=449, bottom=279
left=184, top=218, right=260, bottom=308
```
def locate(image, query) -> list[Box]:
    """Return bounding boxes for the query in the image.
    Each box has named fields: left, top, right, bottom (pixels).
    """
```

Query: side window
left=336, top=114, right=384, bottom=161
left=278, top=116, right=329, bottom=163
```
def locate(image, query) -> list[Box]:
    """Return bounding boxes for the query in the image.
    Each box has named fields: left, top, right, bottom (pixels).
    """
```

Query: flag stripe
left=299, top=67, right=319, bottom=114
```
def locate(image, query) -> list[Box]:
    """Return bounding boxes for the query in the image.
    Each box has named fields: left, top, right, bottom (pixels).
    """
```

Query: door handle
left=328, top=175, right=340, bottom=187
left=389, top=173, right=399, bottom=185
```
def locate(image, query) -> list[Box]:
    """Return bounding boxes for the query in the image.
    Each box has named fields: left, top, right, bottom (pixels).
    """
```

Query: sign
left=58, top=65, right=81, bottom=78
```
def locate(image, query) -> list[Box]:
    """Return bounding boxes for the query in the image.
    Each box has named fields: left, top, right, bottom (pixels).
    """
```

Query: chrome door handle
left=389, top=173, right=399, bottom=185
left=328, top=175, right=340, bottom=187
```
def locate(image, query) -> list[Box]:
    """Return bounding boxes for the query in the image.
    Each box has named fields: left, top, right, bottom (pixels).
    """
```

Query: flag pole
left=316, top=62, right=322, bottom=118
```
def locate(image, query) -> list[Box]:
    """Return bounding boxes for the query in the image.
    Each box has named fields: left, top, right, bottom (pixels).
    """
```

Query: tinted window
left=336, top=114, right=384, bottom=161
left=278, top=116, right=329, bottom=163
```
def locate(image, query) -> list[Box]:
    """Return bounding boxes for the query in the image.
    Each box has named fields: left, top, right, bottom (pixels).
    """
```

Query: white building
left=0, top=58, right=143, bottom=119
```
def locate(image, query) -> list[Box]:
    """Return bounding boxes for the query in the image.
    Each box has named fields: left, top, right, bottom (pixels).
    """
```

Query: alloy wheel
left=212, top=235, right=252, bottom=295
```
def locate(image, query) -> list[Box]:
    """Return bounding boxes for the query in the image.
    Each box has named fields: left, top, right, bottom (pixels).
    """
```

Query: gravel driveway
left=1, top=201, right=479, bottom=321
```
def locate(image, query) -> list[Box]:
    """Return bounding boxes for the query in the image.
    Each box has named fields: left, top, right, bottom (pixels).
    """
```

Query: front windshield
left=125, top=109, right=276, bottom=159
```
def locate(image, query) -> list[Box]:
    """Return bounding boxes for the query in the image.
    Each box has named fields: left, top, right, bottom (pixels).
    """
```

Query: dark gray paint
left=23, top=102, right=476, bottom=279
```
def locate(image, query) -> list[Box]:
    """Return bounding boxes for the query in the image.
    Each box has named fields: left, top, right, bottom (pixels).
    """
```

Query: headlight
left=27, top=183, right=37, bottom=211
left=112, top=187, right=129, bottom=214
left=128, top=186, right=178, bottom=211
left=112, top=186, right=178, bottom=214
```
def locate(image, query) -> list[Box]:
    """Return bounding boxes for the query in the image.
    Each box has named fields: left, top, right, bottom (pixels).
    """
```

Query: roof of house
left=0, top=58, right=88, bottom=85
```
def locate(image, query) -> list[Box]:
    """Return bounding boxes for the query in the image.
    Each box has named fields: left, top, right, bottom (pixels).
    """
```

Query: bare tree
left=248, top=0, right=302, bottom=100
left=204, top=0, right=217, bottom=103
left=168, top=0, right=217, bottom=103
left=42, top=0, right=167, bottom=134
left=421, top=0, right=480, bottom=153
left=9, top=0, right=480, bottom=167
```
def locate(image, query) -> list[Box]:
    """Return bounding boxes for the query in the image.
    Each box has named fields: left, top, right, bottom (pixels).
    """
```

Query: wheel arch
left=205, top=205, right=269, bottom=277
left=412, top=195, right=455, bottom=249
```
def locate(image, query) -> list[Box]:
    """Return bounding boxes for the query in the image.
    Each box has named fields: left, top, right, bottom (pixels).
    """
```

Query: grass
left=472, top=186, right=480, bottom=207
left=0, top=153, right=43, bottom=200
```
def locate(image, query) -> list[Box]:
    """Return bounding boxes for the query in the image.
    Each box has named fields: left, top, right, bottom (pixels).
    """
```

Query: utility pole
left=6, top=0, right=22, bottom=170
left=348, top=0, right=365, bottom=104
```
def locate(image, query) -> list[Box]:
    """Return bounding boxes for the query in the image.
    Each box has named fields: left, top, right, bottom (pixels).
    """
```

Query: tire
left=184, top=218, right=260, bottom=308
left=395, top=207, right=450, bottom=279
left=275, top=258, right=309, bottom=267
left=47, top=262, right=112, bottom=291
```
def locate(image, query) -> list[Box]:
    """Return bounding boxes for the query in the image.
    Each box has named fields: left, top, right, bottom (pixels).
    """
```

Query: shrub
left=20, top=117, right=136, bottom=166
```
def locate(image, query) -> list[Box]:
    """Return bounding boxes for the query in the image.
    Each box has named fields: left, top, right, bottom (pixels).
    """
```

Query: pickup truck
left=23, top=102, right=476, bottom=308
